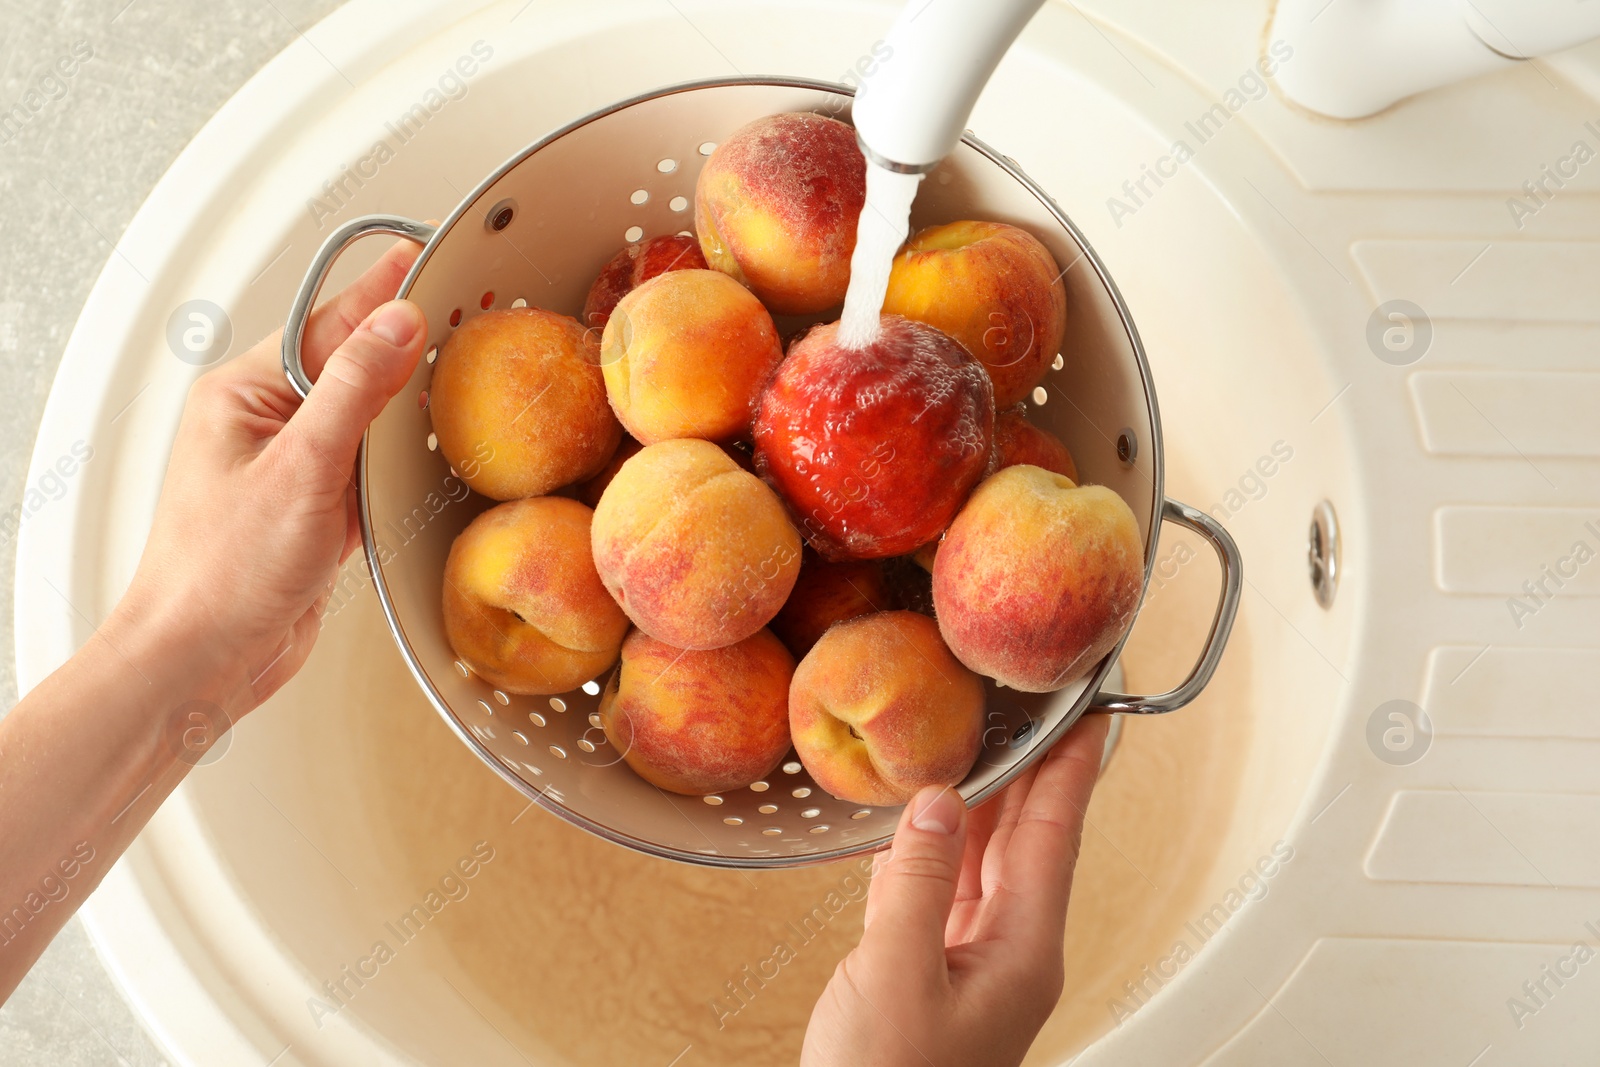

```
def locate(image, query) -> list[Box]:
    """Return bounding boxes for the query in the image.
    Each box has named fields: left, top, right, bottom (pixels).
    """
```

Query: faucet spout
left=852, top=0, right=1045, bottom=172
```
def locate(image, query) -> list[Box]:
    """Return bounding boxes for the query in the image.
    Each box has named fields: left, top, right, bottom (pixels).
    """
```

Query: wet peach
left=991, top=403, right=1077, bottom=481
left=695, top=112, right=866, bottom=314
left=429, top=307, right=620, bottom=500
left=598, top=628, right=794, bottom=795
left=582, top=234, right=707, bottom=331
left=753, top=315, right=992, bottom=561
left=768, top=553, right=895, bottom=658
left=442, top=497, right=629, bottom=695
left=591, top=439, right=801, bottom=650
left=881, top=220, right=1067, bottom=408
left=600, top=269, right=783, bottom=444
left=790, top=611, right=985, bottom=806
left=933, top=464, right=1144, bottom=692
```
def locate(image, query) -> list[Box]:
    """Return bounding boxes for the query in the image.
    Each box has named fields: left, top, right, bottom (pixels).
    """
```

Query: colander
left=280, top=76, right=1242, bottom=868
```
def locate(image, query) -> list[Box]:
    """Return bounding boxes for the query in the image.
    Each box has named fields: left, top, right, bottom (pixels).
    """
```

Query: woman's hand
left=114, top=239, right=429, bottom=710
left=0, top=240, right=430, bottom=1000
left=802, top=713, right=1110, bottom=1067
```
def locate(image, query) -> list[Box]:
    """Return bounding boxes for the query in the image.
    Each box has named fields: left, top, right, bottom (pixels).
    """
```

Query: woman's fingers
left=990, top=714, right=1110, bottom=945
left=857, top=785, right=969, bottom=983
left=299, top=238, right=425, bottom=379
left=276, top=300, right=426, bottom=491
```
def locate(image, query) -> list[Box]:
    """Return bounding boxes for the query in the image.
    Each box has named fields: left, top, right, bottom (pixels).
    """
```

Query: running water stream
left=836, top=161, right=925, bottom=350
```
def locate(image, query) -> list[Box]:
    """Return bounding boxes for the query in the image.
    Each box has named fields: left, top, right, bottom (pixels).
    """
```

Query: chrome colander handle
left=1090, top=497, right=1243, bottom=715
left=281, top=214, right=437, bottom=399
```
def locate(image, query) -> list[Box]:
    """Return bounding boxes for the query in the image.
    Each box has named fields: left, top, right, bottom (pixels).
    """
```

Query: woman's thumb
left=858, top=785, right=967, bottom=977
left=287, top=299, right=426, bottom=477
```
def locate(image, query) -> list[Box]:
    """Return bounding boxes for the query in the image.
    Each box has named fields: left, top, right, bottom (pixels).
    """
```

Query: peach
left=991, top=403, right=1077, bottom=481
left=790, top=611, right=985, bottom=806
left=598, top=628, right=794, bottom=795
left=600, top=269, right=783, bottom=444
left=582, top=234, right=707, bottom=331
left=591, top=439, right=801, bottom=649
left=881, top=220, right=1067, bottom=408
left=442, top=496, right=629, bottom=695
left=695, top=112, right=866, bottom=314
left=573, top=434, right=642, bottom=508
left=753, top=315, right=993, bottom=561
left=429, top=307, right=621, bottom=500
left=933, top=464, right=1144, bottom=692
left=768, top=552, right=895, bottom=658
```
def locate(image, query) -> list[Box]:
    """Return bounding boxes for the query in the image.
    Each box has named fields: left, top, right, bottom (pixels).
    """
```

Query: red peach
left=768, top=553, right=895, bottom=658
left=753, top=315, right=993, bottom=561
left=991, top=403, right=1077, bottom=481
left=582, top=234, right=707, bottom=331
left=933, top=465, right=1144, bottom=692
left=695, top=112, right=866, bottom=314
left=789, top=611, right=985, bottom=806
left=441, top=497, right=629, bottom=695
left=599, top=628, right=794, bottom=795
left=429, top=307, right=621, bottom=500
left=881, top=220, right=1067, bottom=408
left=600, top=269, right=784, bottom=445
left=591, top=439, right=801, bottom=650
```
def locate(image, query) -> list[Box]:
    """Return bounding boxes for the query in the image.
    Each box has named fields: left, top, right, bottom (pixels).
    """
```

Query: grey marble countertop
left=0, top=2, right=339, bottom=1063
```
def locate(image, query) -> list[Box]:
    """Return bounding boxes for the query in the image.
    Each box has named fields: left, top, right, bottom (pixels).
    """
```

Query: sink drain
left=1308, top=500, right=1340, bottom=609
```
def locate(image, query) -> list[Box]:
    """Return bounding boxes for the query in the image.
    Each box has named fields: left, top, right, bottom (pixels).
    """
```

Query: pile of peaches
left=430, top=112, right=1144, bottom=808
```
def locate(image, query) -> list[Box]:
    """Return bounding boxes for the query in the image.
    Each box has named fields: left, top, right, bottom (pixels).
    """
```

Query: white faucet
left=852, top=0, right=1046, bottom=172
left=1269, top=0, right=1600, bottom=119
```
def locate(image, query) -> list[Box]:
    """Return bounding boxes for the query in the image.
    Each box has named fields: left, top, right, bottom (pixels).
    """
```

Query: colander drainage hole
left=493, top=690, right=509, bottom=705
left=657, top=157, right=677, bottom=173
left=418, top=390, right=429, bottom=410
left=702, top=795, right=724, bottom=806
left=630, top=188, right=649, bottom=205
left=669, top=196, right=688, bottom=212
left=480, top=291, right=495, bottom=310
left=549, top=697, right=567, bottom=712
left=425, top=345, right=438, bottom=364
left=750, top=781, right=769, bottom=792
left=427, top=433, right=437, bottom=451
left=698, top=141, right=716, bottom=156
left=624, top=225, right=644, bottom=242
left=1031, top=386, right=1047, bottom=406
left=758, top=803, right=778, bottom=815
left=511, top=297, right=528, bottom=308
left=761, top=827, right=781, bottom=837
left=781, top=761, right=802, bottom=774
left=1052, top=353, right=1064, bottom=370
left=528, top=712, right=546, bottom=727
left=449, top=308, right=461, bottom=327
left=792, top=787, right=811, bottom=798
left=582, top=680, right=600, bottom=696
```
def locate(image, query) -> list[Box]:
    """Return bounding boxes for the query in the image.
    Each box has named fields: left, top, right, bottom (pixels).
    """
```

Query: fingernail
left=369, top=301, right=421, bottom=347
left=910, top=786, right=961, bottom=835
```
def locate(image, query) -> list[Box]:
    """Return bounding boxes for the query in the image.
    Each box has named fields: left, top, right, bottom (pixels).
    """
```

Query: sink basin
left=28, top=0, right=1594, bottom=1063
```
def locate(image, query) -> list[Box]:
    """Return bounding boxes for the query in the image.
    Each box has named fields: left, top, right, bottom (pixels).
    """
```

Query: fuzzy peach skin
left=600, top=269, right=783, bottom=444
left=753, top=315, right=993, bottom=561
left=991, top=403, right=1077, bottom=481
left=790, top=611, right=985, bottom=806
left=591, top=439, right=802, bottom=649
left=881, top=220, right=1067, bottom=408
left=582, top=234, right=707, bottom=331
left=442, top=497, right=629, bottom=695
left=695, top=112, right=866, bottom=315
left=598, top=628, right=794, bottom=795
left=933, top=464, right=1144, bottom=693
left=429, top=307, right=621, bottom=500
left=768, top=552, right=895, bottom=658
